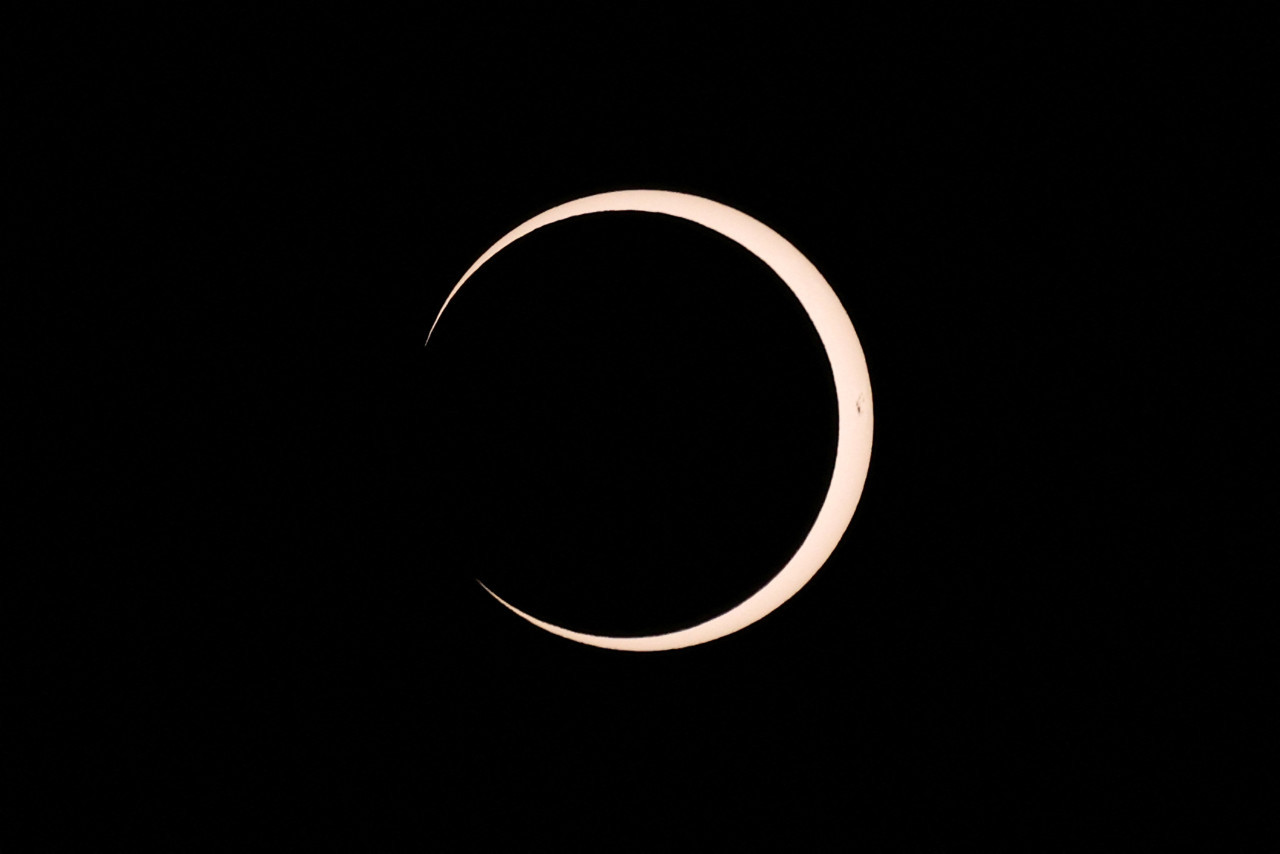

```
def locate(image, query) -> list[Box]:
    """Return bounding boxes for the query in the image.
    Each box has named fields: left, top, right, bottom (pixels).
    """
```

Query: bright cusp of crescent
left=427, top=190, right=873, bottom=651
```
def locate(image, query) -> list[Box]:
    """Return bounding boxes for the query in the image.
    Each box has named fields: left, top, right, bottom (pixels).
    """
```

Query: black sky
left=19, top=9, right=1269, bottom=849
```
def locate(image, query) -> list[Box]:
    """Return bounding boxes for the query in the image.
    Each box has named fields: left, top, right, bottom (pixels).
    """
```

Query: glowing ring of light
left=427, top=190, right=873, bottom=651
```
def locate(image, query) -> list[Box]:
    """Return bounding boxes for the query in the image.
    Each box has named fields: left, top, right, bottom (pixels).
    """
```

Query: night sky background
left=21, top=10, right=1268, bottom=849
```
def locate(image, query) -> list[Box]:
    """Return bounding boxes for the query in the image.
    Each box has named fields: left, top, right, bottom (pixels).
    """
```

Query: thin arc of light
left=429, top=190, right=873, bottom=652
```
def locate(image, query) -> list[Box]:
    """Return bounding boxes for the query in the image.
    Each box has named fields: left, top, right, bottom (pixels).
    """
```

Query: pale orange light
left=428, top=191, right=874, bottom=651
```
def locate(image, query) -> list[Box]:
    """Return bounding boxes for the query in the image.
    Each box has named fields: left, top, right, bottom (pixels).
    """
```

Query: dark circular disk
left=425, top=210, right=838, bottom=637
